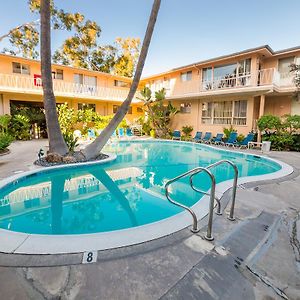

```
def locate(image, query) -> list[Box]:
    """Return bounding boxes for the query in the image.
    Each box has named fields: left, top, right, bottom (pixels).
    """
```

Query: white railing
left=0, top=73, right=134, bottom=102
left=201, top=73, right=252, bottom=91
left=165, top=68, right=295, bottom=98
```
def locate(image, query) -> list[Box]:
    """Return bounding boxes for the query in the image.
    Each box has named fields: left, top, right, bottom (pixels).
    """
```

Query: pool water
left=0, top=141, right=281, bottom=235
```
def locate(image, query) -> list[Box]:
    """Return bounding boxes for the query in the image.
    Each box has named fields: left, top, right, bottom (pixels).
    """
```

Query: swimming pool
left=0, top=140, right=293, bottom=254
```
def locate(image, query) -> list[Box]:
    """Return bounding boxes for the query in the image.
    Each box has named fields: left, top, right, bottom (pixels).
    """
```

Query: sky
left=0, top=0, right=300, bottom=76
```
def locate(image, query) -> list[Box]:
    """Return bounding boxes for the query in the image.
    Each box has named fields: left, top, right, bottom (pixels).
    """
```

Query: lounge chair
left=223, top=132, right=238, bottom=147
left=118, top=128, right=125, bottom=138
left=235, top=133, right=255, bottom=149
left=126, top=128, right=133, bottom=137
left=211, top=133, right=223, bottom=145
left=200, top=132, right=212, bottom=143
left=172, top=130, right=181, bottom=140
left=87, top=129, right=96, bottom=140
left=193, top=131, right=202, bottom=143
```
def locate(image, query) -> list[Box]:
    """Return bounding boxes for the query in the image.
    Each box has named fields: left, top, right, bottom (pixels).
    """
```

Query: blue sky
left=0, top=0, right=300, bottom=76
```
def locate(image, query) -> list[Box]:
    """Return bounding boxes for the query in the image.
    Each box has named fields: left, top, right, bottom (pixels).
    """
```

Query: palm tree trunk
left=82, top=0, right=161, bottom=159
left=40, top=0, right=68, bottom=155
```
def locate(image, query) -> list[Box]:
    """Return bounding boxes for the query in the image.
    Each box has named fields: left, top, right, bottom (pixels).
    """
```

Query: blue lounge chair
left=211, top=133, right=223, bottom=145
left=193, top=131, right=202, bottom=143
left=87, top=129, right=96, bottom=139
left=201, top=132, right=212, bottom=143
left=172, top=130, right=181, bottom=140
left=236, top=133, right=255, bottom=149
left=224, top=132, right=238, bottom=147
left=126, top=128, right=133, bottom=136
left=118, top=128, right=125, bottom=138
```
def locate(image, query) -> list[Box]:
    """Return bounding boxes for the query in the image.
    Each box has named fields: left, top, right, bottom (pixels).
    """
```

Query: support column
left=2, top=94, right=11, bottom=115
left=257, top=94, right=265, bottom=142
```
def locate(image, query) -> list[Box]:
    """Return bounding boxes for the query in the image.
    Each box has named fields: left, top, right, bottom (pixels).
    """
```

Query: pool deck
left=0, top=140, right=299, bottom=300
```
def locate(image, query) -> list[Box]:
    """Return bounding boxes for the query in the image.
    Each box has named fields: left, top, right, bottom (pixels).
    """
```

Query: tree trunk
left=82, top=0, right=161, bottom=159
left=40, top=0, right=68, bottom=155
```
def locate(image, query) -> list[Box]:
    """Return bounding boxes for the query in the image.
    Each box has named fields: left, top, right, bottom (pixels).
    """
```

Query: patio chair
left=126, top=128, right=133, bottom=137
left=210, top=133, right=223, bottom=145
left=172, top=130, right=181, bottom=140
left=200, top=132, right=212, bottom=143
left=192, top=131, right=202, bottom=143
left=87, top=129, right=96, bottom=140
left=223, top=132, right=238, bottom=147
left=118, top=128, right=125, bottom=138
left=235, top=133, right=255, bottom=149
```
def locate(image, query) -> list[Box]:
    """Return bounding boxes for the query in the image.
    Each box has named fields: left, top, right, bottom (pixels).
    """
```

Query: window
left=84, top=75, right=97, bottom=86
left=213, top=101, right=233, bottom=125
left=113, top=105, right=132, bottom=114
left=180, top=102, right=191, bottom=113
left=163, top=77, right=170, bottom=89
left=278, top=57, right=294, bottom=75
left=202, top=59, right=251, bottom=90
left=201, top=100, right=247, bottom=125
left=74, top=74, right=97, bottom=95
left=74, top=73, right=84, bottom=85
left=12, top=62, right=30, bottom=75
left=52, top=69, right=63, bottom=80
left=180, top=71, right=192, bottom=82
left=113, top=105, right=120, bottom=113
left=78, top=103, right=96, bottom=112
left=233, top=100, right=247, bottom=125
left=201, top=102, right=213, bottom=124
left=114, top=80, right=130, bottom=88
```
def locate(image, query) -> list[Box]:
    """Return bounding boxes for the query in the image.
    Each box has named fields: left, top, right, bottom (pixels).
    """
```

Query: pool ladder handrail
left=165, top=160, right=239, bottom=241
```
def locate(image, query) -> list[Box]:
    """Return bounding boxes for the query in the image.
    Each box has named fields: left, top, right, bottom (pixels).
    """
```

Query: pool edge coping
left=0, top=140, right=294, bottom=255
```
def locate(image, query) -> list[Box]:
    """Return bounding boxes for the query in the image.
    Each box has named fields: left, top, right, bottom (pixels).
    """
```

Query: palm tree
left=40, top=0, right=68, bottom=155
left=82, top=0, right=161, bottom=159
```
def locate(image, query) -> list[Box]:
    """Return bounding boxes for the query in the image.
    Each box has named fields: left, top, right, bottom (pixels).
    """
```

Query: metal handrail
left=190, top=160, right=238, bottom=221
left=165, top=167, right=216, bottom=234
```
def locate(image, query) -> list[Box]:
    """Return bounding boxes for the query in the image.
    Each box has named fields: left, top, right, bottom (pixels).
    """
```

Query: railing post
left=227, top=163, right=239, bottom=221
left=205, top=173, right=216, bottom=241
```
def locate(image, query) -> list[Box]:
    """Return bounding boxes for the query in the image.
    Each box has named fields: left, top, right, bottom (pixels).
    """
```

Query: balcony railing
left=0, top=73, right=134, bottom=102
left=163, top=68, right=295, bottom=98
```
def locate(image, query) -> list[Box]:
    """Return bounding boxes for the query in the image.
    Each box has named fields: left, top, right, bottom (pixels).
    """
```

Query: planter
left=0, top=148, right=10, bottom=156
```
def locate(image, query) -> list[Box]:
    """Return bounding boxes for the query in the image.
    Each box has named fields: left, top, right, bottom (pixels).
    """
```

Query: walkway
left=0, top=140, right=299, bottom=299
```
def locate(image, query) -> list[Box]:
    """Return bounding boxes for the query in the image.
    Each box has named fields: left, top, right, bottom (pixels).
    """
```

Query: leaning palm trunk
left=40, top=0, right=68, bottom=155
left=82, top=0, right=161, bottom=159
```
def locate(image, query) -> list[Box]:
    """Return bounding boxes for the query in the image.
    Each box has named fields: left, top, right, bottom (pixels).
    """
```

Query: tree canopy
left=0, top=0, right=140, bottom=77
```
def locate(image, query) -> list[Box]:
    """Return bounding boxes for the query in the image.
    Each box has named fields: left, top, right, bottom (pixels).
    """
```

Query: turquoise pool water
left=0, top=140, right=281, bottom=235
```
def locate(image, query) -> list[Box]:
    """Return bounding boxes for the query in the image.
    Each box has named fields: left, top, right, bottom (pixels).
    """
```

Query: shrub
left=63, top=132, right=79, bottom=153
left=263, top=132, right=294, bottom=151
left=181, top=125, right=193, bottom=140
left=0, top=115, right=11, bottom=133
left=9, top=114, right=31, bottom=140
left=182, top=125, right=193, bottom=137
left=0, top=133, right=13, bottom=151
left=257, top=115, right=281, bottom=132
left=237, top=134, right=245, bottom=143
left=223, top=125, right=236, bottom=139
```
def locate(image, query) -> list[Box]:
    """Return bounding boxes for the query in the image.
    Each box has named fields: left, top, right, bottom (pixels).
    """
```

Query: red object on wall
left=34, top=74, right=42, bottom=86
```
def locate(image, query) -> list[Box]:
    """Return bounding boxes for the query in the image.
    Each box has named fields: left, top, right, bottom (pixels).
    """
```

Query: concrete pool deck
left=0, top=140, right=299, bottom=299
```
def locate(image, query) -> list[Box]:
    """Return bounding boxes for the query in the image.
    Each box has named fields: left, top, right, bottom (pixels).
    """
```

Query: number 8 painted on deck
left=82, top=250, right=97, bottom=264
left=87, top=252, right=93, bottom=262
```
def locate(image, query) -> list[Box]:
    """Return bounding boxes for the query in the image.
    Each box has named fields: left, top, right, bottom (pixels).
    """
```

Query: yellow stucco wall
left=169, top=96, right=255, bottom=136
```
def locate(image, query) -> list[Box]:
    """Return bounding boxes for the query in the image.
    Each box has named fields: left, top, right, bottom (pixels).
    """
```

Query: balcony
left=0, top=73, right=138, bottom=102
left=164, top=68, right=295, bottom=99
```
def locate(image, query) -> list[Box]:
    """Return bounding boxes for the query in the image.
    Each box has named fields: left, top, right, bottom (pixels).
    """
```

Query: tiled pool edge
left=0, top=141, right=294, bottom=255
